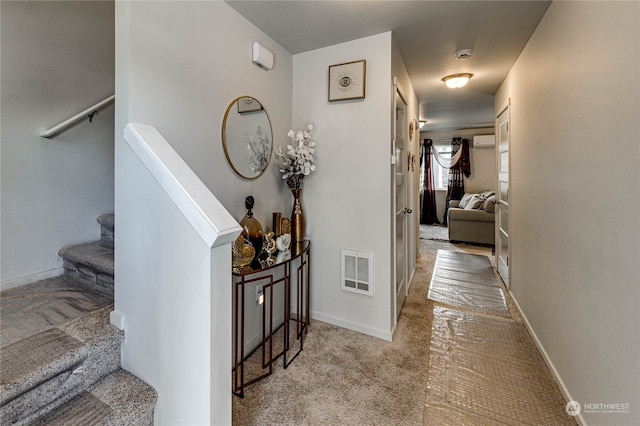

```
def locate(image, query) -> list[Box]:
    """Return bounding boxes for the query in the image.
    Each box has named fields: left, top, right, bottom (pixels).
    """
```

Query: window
left=433, top=146, right=451, bottom=190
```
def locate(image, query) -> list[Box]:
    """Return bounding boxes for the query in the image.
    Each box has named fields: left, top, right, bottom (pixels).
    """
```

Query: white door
left=496, top=105, right=510, bottom=287
left=393, top=80, right=409, bottom=321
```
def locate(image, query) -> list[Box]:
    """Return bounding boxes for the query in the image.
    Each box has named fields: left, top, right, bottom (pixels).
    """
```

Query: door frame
left=496, top=100, right=511, bottom=288
left=392, top=77, right=409, bottom=324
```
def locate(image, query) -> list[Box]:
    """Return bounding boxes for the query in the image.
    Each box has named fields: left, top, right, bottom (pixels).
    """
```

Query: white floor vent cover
left=341, top=249, right=373, bottom=296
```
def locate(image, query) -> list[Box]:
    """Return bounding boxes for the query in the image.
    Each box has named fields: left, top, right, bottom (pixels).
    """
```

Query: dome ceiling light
left=442, top=73, right=473, bottom=89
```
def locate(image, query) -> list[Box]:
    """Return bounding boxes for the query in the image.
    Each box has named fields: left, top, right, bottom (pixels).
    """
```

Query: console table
left=232, top=240, right=310, bottom=398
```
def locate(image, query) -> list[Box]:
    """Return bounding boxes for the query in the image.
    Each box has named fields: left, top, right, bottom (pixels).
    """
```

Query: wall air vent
left=341, top=249, right=373, bottom=296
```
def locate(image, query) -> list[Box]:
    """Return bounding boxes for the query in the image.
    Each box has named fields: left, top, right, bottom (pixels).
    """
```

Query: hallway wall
left=1, top=1, right=115, bottom=289
left=292, top=33, right=396, bottom=339
left=496, top=2, right=639, bottom=424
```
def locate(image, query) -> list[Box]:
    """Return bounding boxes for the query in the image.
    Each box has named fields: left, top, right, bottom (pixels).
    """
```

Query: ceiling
left=226, top=1, right=551, bottom=132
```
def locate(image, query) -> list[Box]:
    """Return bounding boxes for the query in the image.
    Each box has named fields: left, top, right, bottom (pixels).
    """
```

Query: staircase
left=0, top=214, right=157, bottom=425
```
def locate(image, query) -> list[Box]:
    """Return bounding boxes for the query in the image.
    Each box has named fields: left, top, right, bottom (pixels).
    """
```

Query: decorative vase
left=290, top=188, right=304, bottom=243
left=240, top=196, right=263, bottom=265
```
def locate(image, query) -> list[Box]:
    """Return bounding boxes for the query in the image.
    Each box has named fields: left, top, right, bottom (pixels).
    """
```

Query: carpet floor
left=232, top=225, right=575, bottom=425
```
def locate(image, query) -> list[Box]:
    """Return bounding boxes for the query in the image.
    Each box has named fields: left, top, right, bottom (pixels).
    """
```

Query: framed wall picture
left=237, top=96, right=263, bottom=113
left=328, top=60, right=366, bottom=102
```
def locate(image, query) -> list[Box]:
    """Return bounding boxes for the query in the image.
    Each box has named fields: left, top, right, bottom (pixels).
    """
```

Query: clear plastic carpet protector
left=428, top=250, right=509, bottom=317
left=424, top=250, right=575, bottom=425
left=424, top=306, right=574, bottom=425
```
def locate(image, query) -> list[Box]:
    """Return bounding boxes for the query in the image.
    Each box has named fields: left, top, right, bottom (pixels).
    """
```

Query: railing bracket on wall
left=40, top=94, right=115, bottom=139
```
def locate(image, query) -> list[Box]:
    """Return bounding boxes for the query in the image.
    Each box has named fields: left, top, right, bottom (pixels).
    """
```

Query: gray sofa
left=448, top=191, right=496, bottom=245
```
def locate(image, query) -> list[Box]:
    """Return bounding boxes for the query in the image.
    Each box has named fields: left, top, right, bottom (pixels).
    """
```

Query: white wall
left=121, top=1, right=292, bottom=225
left=292, top=33, right=396, bottom=340
left=116, top=2, right=293, bottom=423
left=495, top=2, right=639, bottom=425
left=117, top=128, right=231, bottom=425
left=1, top=1, right=115, bottom=289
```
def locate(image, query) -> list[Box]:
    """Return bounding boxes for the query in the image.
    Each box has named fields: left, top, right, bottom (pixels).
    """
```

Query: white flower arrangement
left=246, top=126, right=271, bottom=173
left=276, top=124, right=317, bottom=189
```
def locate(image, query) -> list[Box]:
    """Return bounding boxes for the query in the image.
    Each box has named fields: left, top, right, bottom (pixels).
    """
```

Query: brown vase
left=239, top=196, right=263, bottom=264
left=290, top=188, right=304, bottom=243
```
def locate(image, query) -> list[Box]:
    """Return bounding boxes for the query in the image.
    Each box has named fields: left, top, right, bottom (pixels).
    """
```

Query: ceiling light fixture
left=442, top=73, right=473, bottom=89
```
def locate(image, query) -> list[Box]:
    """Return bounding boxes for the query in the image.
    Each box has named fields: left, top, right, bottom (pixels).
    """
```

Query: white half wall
left=292, top=33, right=395, bottom=340
left=117, top=123, right=240, bottom=425
left=1, top=1, right=115, bottom=289
left=116, top=2, right=294, bottom=423
left=495, top=2, right=639, bottom=425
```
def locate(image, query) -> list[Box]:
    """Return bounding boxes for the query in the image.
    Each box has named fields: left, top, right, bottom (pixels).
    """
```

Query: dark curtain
left=420, top=139, right=440, bottom=224
left=443, top=138, right=470, bottom=225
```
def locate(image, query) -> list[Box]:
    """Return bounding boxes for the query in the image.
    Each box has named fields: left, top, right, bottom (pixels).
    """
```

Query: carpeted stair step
left=58, top=241, right=114, bottom=297
left=0, top=307, right=124, bottom=424
left=31, top=369, right=157, bottom=426
left=0, top=278, right=123, bottom=425
left=97, top=213, right=115, bottom=246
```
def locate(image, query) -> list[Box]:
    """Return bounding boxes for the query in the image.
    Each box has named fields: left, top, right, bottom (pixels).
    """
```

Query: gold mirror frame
left=222, top=96, right=273, bottom=180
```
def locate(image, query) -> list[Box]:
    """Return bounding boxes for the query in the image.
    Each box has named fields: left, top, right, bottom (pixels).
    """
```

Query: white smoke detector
left=455, top=49, right=472, bottom=60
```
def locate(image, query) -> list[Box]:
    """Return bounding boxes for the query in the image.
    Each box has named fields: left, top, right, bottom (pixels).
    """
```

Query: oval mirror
left=222, top=96, right=273, bottom=180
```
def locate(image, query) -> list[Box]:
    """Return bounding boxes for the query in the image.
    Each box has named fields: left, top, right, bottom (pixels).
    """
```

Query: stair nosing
left=58, top=241, right=114, bottom=276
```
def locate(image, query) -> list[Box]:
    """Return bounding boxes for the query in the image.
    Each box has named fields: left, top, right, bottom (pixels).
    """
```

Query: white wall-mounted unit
left=473, top=134, right=495, bottom=148
left=252, top=42, right=273, bottom=70
left=341, top=249, right=374, bottom=296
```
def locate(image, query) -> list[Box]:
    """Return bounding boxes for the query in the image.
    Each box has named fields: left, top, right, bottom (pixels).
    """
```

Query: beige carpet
left=419, top=223, right=449, bottom=242
left=232, top=226, right=574, bottom=425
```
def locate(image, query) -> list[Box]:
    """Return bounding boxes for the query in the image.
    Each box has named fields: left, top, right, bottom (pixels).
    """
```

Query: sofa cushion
left=448, top=207, right=495, bottom=223
left=458, top=193, right=474, bottom=209
left=483, top=195, right=496, bottom=212
left=465, top=195, right=484, bottom=210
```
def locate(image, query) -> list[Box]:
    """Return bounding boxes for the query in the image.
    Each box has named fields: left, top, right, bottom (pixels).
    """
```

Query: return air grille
left=341, top=249, right=373, bottom=296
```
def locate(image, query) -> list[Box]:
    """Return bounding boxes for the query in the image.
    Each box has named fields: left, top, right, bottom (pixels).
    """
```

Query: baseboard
left=309, top=310, right=393, bottom=342
left=407, top=267, right=416, bottom=291
left=1, top=267, right=64, bottom=291
left=510, top=293, right=586, bottom=426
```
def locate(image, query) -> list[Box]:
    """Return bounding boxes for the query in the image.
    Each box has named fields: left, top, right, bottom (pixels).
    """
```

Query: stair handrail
left=40, top=94, right=115, bottom=138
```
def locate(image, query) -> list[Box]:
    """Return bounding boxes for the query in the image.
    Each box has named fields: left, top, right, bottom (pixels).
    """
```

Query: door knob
left=403, top=208, right=413, bottom=214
